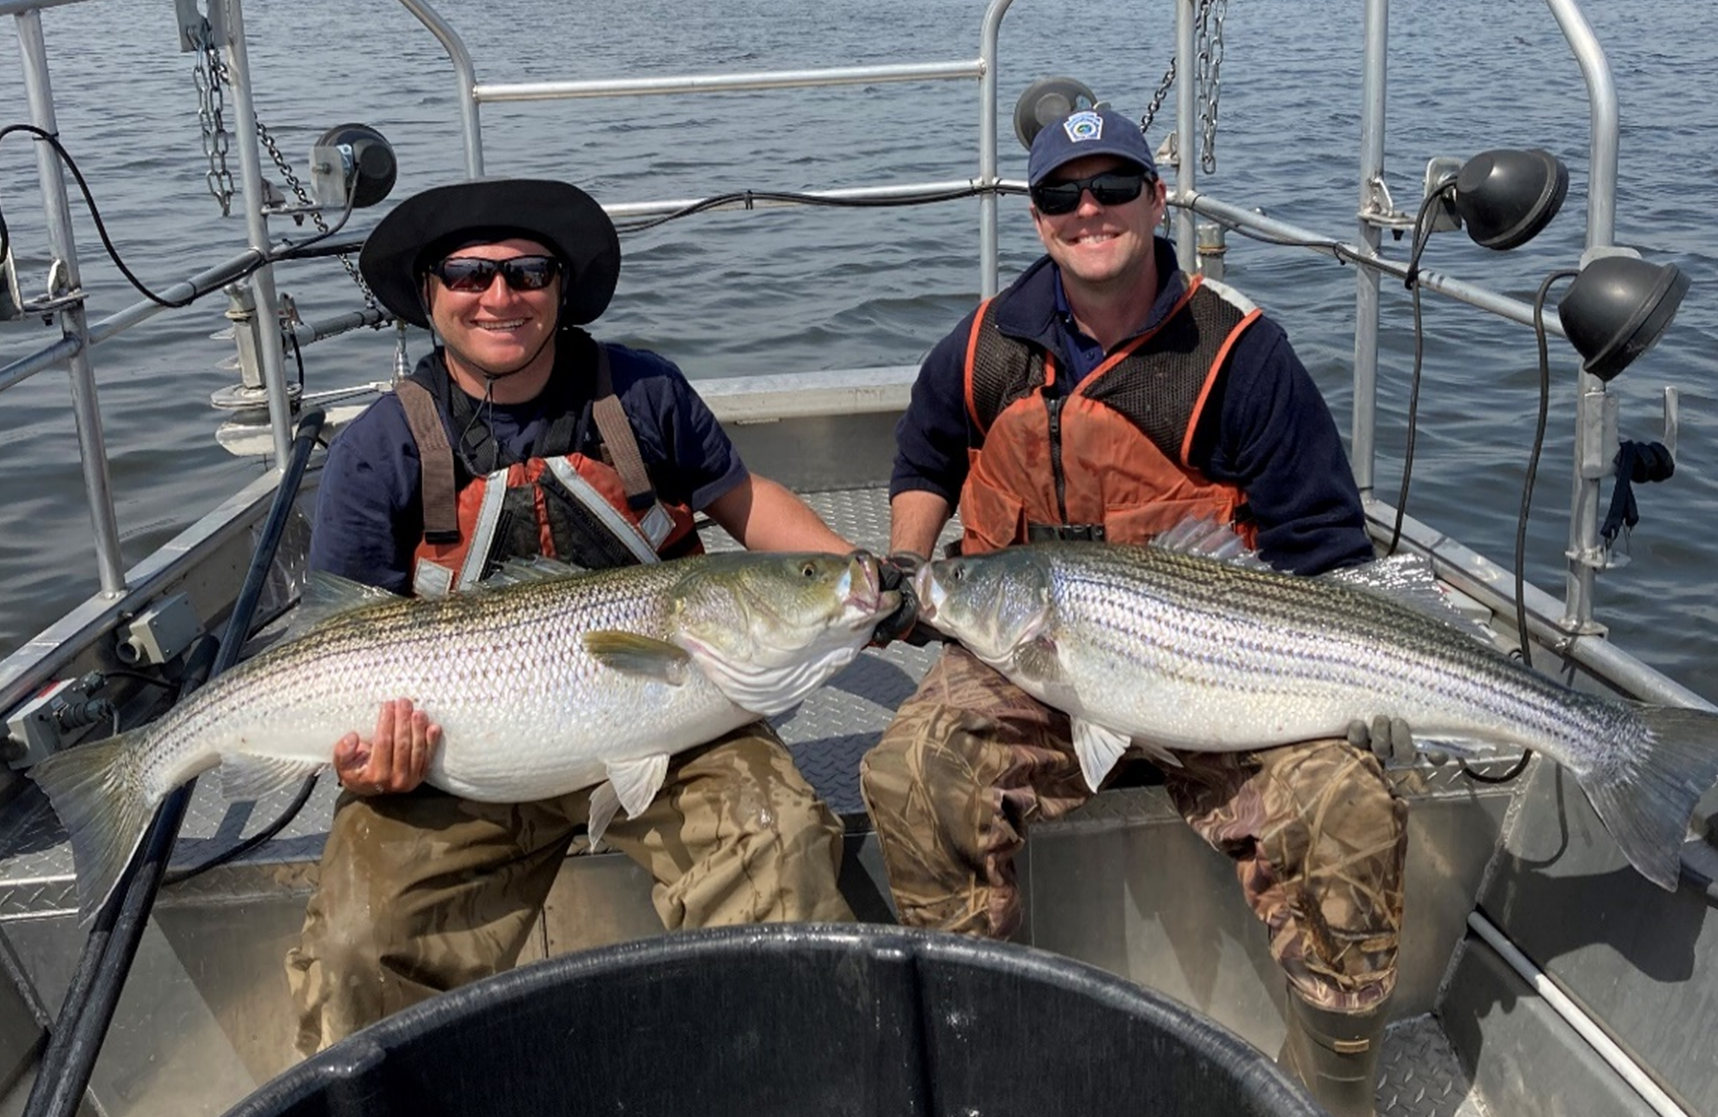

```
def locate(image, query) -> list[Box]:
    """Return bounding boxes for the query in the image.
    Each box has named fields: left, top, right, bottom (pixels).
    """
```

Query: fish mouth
left=846, top=551, right=891, bottom=617
left=911, top=563, right=939, bottom=623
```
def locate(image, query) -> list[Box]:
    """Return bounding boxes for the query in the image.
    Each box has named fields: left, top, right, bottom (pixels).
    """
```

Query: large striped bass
left=31, top=550, right=898, bottom=924
left=913, top=537, right=1718, bottom=891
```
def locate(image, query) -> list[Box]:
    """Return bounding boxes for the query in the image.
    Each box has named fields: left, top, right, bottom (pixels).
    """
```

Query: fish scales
left=917, top=540, right=1718, bottom=890
left=1046, top=544, right=1620, bottom=764
left=135, top=565, right=690, bottom=803
left=30, top=550, right=898, bottom=923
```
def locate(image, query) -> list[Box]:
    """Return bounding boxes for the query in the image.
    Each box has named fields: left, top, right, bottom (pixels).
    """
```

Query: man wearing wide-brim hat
left=285, top=177, right=862, bottom=1055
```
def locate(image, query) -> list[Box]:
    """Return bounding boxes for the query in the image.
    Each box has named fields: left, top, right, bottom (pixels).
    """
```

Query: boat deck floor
left=0, top=485, right=1502, bottom=1117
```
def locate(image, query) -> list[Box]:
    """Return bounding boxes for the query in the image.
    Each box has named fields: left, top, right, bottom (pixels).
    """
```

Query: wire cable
left=0, top=123, right=356, bottom=312
left=611, top=183, right=1011, bottom=236
left=1386, top=180, right=1458, bottom=554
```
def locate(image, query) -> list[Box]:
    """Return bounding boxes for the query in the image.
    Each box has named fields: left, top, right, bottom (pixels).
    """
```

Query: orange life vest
left=959, top=274, right=1261, bottom=556
left=396, top=342, right=701, bottom=597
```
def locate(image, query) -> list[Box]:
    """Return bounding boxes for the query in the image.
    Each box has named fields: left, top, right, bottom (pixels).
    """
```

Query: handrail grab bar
left=474, top=60, right=985, bottom=103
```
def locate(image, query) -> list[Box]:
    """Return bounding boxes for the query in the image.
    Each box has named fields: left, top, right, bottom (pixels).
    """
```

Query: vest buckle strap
left=1026, top=522, right=1106, bottom=542
left=639, top=503, right=675, bottom=549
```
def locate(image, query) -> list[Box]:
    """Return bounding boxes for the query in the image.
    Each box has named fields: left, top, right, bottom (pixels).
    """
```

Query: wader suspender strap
left=589, top=347, right=655, bottom=511
left=588, top=346, right=675, bottom=549
left=401, top=345, right=675, bottom=558
left=395, top=379, right=461, bottom=544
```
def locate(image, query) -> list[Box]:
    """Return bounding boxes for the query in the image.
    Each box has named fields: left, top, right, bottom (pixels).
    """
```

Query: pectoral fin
left=1071, top=717, right=1133, bottom=792
left=587, top=753, right=672, bottom=847
left=220, top=754, right=326, bottom=801
left=606, top=754, right=670, bottom=820
left=583, top=632, right=693, bottom=685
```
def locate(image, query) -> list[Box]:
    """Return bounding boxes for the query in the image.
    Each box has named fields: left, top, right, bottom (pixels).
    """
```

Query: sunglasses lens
left=504, top=259, right=558, bottom=290
left=1089, top=173, right=1145, bottom=206
left=1031, top=183, right=1082, bottom=215
left=436, top=259, right=497, bottom=292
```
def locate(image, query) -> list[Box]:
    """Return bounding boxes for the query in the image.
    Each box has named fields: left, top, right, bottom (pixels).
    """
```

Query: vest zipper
left=1045, top=395, right=1069, bottom=525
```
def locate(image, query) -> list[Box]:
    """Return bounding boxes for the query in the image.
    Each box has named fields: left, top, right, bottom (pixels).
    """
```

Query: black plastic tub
left=226, top=924, right=1321, bottom=1117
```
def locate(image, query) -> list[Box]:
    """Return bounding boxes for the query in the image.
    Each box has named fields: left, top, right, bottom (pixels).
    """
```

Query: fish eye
left=800, top=561, right=818, bottom=579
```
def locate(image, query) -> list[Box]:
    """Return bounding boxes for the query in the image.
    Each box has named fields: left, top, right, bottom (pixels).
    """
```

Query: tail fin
left=26, top=734, right=153, bottom=925
left=1579, top=706, right=1718, bottom=891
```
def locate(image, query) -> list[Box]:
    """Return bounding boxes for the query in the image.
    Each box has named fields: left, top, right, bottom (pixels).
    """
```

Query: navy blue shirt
left=891, top=240, right=1373, bottom=575
left=310, top=340, right=746, bottom=593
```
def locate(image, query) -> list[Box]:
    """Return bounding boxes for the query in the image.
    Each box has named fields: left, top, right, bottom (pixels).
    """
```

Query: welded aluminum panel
left=1442, top=929, right=1662, bottom=1117
left=1020, top=778, right=1513, bottom=1053
left=1479, top=759, right=1718, bottom=1115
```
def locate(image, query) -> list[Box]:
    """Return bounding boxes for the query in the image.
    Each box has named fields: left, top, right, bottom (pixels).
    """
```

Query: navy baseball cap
left=1027, top=108, right=1158, bottom=187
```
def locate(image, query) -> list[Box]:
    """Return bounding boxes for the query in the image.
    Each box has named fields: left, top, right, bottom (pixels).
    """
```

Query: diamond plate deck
left=1379, top=1014, right=1491, bottom=1117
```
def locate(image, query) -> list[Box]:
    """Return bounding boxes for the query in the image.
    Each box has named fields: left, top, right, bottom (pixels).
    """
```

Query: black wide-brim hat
left=358, top=178, right=621, bottom=328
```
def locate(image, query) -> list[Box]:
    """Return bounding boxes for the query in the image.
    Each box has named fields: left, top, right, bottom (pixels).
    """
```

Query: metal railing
left=394, top=0, right=1016, bottom=297
left=1157, top=0, right=1637, bottom=645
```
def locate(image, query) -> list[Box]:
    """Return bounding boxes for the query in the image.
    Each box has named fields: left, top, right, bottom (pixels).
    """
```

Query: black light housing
left=310, top=123, right=398, bottom=210
left=1557, top=254, right=1691, bottom=381
left=1012, top=77, right=1099, bottom=150
left=1453, top=148, right=1569, bottom=250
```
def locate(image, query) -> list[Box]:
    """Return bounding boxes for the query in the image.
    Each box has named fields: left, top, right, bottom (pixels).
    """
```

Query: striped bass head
left=916, top=547, right=1056, bottom=665
left=668, top=550, right=899, bottom=715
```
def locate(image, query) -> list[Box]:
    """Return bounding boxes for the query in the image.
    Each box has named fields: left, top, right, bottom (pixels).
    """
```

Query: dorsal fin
left=1154, top=518, right=1499, bottom=647
left=1150, top=517, right=1272, bottom=570
left=1322, top=554, right=1498, bottom=644
left=288, top=572, right=401, bottom=639
left=482, top=555, right=586, bottom=588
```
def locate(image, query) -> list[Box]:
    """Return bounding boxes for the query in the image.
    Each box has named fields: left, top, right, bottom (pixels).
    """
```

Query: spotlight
left=1557, top=251, right=1691, bottom=381
left=1012, top=77, right=1100, bottom=150
left=1451, top=148, right=1569, bottom=250
left=309, top=123, right=397, bottom=211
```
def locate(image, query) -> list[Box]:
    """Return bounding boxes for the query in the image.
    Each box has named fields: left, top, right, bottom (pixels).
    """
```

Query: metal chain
left=190, top=20, right=235, bottom=216
left=1138, top=0, right=1227, bottom=173
left=189, top=27, right=376, bottom=307
left=251, top=109, right=376, bottom=306
left=1196, top=0, right=1228, bottom=174
left=1139, top=56, right=1177, bottom=138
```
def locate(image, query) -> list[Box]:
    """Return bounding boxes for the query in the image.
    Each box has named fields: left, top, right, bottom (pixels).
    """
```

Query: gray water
left=2, top=0, right=1716, bottom=699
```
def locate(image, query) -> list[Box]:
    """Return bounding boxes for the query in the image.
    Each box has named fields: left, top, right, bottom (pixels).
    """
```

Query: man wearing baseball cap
left=864, top=109, right=1404, bottom=1116
left=285, top=178, right=860, bottom=1054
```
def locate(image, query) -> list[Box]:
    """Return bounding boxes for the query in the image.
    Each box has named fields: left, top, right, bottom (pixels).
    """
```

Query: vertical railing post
left=395, top=0, right=485, bottom=178
left=211, top=0, right=294, bottom=467
left=1350, top=0, right=1389, bottom=500
left=14, top=8, right=126, bottom=595
left=1546, top=0, right=1619, bottom=633
left=976, top=0, right=1015, bottom=300
left=1172, top=0, right=1198, bottom=271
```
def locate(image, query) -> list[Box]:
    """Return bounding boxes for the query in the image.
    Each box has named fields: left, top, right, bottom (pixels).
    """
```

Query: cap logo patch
left=1062, top=110, right=1104, bottom=143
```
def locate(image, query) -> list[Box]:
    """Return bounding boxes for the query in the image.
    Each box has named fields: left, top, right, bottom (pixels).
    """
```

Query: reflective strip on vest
left=459, top=468, right=514, bottom=590
left=544, top=458, right=661, bottom=565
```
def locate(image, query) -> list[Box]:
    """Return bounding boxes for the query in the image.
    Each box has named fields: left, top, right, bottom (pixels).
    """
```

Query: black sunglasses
left=427, top=254, right=561, bottom=293
left=1030, top=170, right=1153, bottom=216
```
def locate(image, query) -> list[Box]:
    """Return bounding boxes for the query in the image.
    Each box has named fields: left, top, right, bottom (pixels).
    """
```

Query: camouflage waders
left=860, top=644, right=1406, bottom=1012
left=286, top=721, right=851, bottom=1055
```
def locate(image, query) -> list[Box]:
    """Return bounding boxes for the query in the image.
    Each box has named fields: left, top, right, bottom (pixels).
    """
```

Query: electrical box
left=4, top=676, right=101, bottom=768
left=115, top=593, right=205, bottom=667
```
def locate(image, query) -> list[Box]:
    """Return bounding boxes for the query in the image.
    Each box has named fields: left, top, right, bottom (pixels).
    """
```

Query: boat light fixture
left=309, top=123, right=398, bottom=211
left=1557, top=252, right=1690, bottom=381
left=1451, top=148, right=1569, bottom=250
left=1012, top=77, right=1100, bottom=150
